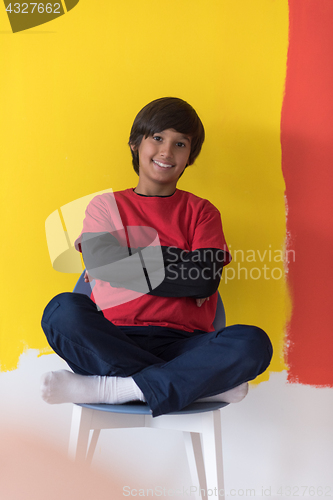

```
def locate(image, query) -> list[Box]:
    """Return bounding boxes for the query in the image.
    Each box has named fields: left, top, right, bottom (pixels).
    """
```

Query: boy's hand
left=84, top=270, right=93, bottom=283
left=196, top=297, right=209, bottom=307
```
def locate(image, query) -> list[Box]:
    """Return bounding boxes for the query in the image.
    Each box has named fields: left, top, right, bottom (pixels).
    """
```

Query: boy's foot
left=41, top=370, right=248, bottom=406
left=40, top=370, right=145, bottom=405
left=196, top=382, right=249, bottom=403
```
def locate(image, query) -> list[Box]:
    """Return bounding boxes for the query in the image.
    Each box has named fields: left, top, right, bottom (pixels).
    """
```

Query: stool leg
left=86, top=429, right=101, bottom=466
left=201, top=410, right=225, bottom=499
left=68, top=405, right=94, bottom=463
left=184, top=431, right=207, bottom=500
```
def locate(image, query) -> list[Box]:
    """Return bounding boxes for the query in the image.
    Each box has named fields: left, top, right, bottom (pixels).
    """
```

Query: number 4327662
left=6, top=3, right=61, bottom=14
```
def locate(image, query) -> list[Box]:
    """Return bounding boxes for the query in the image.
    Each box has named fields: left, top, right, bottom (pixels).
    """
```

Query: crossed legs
left=41, top=293, right=273, bottom=417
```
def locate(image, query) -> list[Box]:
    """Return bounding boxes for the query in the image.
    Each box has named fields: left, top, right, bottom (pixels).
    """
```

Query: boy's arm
left=79, top=196, right=231, bottom=298
left=82, top=234, right=227, bottom=298
left=78, top=195, right=163, bottom=289
left=147, top=204, right=231, bottom=298
left=81, top=231, right=163, bottom=285
left=146, top=246, right=226, bottom=298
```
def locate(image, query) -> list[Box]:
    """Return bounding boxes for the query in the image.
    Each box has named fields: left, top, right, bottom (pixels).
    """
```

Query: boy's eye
left=153, top=135, right=162, bottom=141
left=176, top=142, right=185, bottom=148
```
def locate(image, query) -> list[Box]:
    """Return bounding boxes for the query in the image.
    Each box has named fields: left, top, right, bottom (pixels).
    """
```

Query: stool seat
left=79, top=401, right=228, bottom=415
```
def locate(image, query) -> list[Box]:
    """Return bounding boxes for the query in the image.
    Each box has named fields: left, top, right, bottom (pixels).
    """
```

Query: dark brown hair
left=128, top=97, right=205, bottom=175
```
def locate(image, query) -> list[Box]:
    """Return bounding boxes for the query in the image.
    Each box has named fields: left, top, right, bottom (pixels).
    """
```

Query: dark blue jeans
left=41, top=292, right=273, bottom=417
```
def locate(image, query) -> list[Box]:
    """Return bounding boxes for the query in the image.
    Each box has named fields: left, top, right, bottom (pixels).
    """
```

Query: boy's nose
left=160, top=143, right=173, bottom=158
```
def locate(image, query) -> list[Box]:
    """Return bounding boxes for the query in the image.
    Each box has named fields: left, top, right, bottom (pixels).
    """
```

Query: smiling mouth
left=153, top=160, right=174, bottom=169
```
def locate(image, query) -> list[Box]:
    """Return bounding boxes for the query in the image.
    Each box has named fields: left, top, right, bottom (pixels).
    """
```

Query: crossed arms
left=81, top=231, right=227, bottom=300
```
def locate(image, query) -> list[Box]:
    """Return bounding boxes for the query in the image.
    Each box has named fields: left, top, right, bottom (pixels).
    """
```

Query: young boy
left=41, top=97, right=272, bottom=417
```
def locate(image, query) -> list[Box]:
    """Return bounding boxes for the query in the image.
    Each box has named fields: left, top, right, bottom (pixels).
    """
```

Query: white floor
left=1, top=350, right=333, bottom=499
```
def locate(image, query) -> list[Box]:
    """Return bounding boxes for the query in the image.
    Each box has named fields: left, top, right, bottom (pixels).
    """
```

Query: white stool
left=69, top=400, right=228, bottom=500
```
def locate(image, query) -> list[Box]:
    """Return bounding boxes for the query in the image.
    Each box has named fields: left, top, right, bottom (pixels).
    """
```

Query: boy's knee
left=43, top=292, right=93, bottom=319
left=42, top=293, right=71, bottom=325
left=247, top=325, right=273, bottom=372
left=232, top=325, right=272, bottom=373
left=251, top=325, right=272, bottom=349
left=41, top=292, right=89, bottom=331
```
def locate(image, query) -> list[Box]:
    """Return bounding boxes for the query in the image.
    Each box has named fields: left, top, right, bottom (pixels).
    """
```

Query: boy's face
left=132, top=128, right=191, bottom=195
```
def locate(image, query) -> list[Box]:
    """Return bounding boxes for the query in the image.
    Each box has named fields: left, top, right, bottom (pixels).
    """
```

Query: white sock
left=197, top=382, right=249, bottom=403
left=40, top=370, right=146, bottom=405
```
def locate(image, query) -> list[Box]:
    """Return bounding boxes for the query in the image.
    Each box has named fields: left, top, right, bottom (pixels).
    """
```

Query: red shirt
left=75, top=188, right=231, bottom=332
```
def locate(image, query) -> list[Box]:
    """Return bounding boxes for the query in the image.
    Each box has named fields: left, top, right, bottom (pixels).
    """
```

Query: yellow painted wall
left=0, top=0, right=289, bottom=375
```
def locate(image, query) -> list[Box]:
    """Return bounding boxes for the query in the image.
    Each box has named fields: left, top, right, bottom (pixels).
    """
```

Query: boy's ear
left=130, top=143, right=137, bottom=152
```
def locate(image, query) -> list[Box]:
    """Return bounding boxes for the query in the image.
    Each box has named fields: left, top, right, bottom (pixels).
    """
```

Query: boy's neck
left=134, top=180, right=177, bottom=197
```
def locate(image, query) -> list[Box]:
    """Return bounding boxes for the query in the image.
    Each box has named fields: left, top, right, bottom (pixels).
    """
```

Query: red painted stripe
left=281, top=0, right=333, bottom=385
